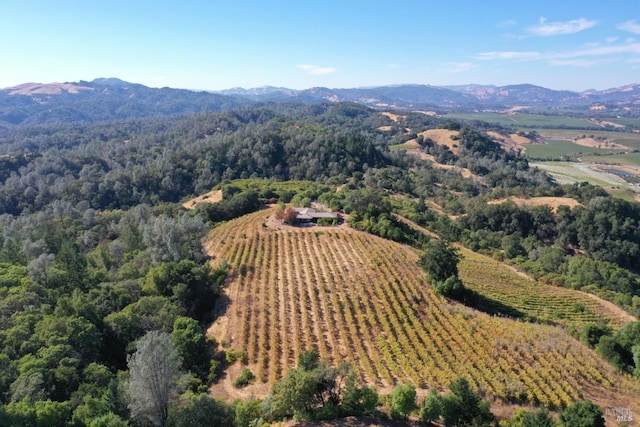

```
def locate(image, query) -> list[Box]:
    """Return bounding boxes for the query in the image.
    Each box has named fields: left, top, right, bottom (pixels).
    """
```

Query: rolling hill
left=204, top=208, right=640, bottom=416
left=3, top=79, right=640, bottom=129
left=0, top=78, right=250, bottom=127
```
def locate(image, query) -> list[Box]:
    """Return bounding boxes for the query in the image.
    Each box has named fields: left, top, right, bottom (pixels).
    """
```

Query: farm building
left=293, top=207, right=339, bottom=225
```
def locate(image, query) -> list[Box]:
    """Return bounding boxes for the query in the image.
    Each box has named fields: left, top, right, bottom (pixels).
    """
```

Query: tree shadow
left=465, top=291, right=527, bottom=320
left=211, top=292, right=231, bottom=319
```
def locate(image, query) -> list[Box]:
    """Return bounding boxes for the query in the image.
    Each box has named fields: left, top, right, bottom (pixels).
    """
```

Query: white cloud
left=497, top=19, right=517, bottom=28
left=618, top=20, right=640, bottom=34
left=474, top=51, right=541, bottom=60
left=605, top=36, right=619, bottom=43
left=528, top=17, right=597, bottom=36
left=296, top=64, right=337, bottom=75
left=442, top=62, right=475, bottom=73
left=556, top=42, right=640, bottom=59
left=386, top=63, right=401, bottom=69
left=549, top=58, right=614, bottom=67
left=475, top=41, right=640, bottom=65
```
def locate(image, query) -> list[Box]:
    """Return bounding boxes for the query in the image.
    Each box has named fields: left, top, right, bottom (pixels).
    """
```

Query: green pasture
left=444, top=112, right=600, bottom=129
left=580, top=152, right=640, bottom=167
left=524, top=140, right=619, bottom=159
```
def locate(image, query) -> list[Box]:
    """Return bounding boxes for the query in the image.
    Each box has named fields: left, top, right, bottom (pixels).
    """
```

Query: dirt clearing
left=418, top=129, right=460, bottom=153
left=488, top=196, right=581, bottom=212
left=574, top=137, right=628, bottom=149
left=182, top=189, right=223, bottom=210
left=381, top=112, right=402, bottom=122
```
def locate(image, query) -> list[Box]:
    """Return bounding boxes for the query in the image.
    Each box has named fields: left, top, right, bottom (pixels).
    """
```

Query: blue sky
left=1, top=1, right=639, bottom=91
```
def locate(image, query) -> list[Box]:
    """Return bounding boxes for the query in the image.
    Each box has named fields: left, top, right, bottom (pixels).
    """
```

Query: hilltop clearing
left=205, top=209, right=639, bottom=416
left=418, top=129, right=460, bottom=153
left=182, top=189, right=223, bottom=209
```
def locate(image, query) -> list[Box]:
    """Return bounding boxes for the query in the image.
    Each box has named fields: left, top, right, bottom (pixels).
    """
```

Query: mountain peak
left=91, top=77, right=130, bottom=86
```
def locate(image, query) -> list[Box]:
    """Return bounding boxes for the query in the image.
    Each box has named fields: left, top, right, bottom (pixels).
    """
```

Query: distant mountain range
left=217, top=83, right=640, bottom=110
left=2, top=78, right=640, bottom=128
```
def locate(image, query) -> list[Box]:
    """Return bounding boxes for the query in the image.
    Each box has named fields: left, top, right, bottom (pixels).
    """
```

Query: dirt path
left=582, top=292, right=637, bottom=324
left=393, top=215, right=636, bottom=327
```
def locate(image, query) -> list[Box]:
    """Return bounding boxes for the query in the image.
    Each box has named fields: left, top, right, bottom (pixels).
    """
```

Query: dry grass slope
left=487, top=196, right=581, bottom=213
left=182, top=189, right=223, bottom=210
left=205, top=209, right=639, bottom=417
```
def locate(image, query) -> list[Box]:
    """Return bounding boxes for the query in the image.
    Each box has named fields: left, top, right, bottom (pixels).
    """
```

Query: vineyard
left=458, top=249, right=634, bottom=329
left=204, top=209, right=639, bottom=414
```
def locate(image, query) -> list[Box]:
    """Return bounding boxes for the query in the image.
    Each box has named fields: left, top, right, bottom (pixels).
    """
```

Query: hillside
left=3, top=79, right=640, bottom=129
left=204, top=209, right=640, bottom=416
left=0, top=78, right=250, bottom=127
left=0, top=94, right=639, bottom=425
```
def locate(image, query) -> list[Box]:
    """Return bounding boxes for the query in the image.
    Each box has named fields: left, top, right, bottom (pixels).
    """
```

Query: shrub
left=234, top=368, right=255, bottom=388
left=226, top=349, right=247, bottom=365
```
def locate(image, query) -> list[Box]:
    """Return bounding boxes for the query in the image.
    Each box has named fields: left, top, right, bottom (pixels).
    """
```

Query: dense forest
left=0, top=102, right=638, bottom=426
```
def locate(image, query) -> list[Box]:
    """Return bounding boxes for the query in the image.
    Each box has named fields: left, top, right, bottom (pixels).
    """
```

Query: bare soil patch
left=209, top=362, right=271, bottom=401
left=182, top=189, right=223, bottom=210
left=510, top=133, right=534, bottom=145
left=377, top=125, right=393, bottom=131
left=380, top=112, right=402, bottom=122
left=487, top=132, right=526, bottom=154
left=406, top=150, right=475, bottom=179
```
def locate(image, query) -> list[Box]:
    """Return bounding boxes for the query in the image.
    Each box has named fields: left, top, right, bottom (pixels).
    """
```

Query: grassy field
left=606, top=117, right=640, bottom=128
left=524, top=140, right=618, bottom=159
left=581, top=152, right=640, bottom=167
left=204, top=209, right=640, bottom=413
left=389, top=142, right=417, bottom=150
left=535, top=129, right=640, bottom=147
left=531, top=161, right=627, bottom=185
left=444, top=112, right=601, bottom=129
left=442, top=112, right=640, bottom=147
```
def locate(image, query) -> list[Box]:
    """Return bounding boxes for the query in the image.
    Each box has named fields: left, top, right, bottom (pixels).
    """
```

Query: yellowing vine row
left=458, top=249, right=632, bottom=329
left=205, top=209, right=639, bottom=413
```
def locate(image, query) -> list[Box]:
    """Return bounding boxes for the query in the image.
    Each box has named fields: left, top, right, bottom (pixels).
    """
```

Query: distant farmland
left=524, top=140, right=619, bottom=159
left=444, top=112, right=602, bottom=129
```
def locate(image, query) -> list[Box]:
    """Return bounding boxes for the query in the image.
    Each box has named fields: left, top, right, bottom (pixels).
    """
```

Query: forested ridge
left=0, top=102, right=638, bottom=426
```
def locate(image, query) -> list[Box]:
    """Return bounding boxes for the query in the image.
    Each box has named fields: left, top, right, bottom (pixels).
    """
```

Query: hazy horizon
left=2, top=1, right=639, bottom=92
